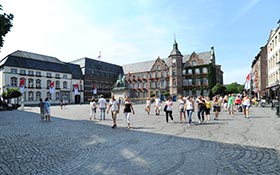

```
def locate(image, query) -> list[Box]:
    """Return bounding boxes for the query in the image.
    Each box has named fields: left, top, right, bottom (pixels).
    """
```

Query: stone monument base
left=111, top=87, right=130, bottom=100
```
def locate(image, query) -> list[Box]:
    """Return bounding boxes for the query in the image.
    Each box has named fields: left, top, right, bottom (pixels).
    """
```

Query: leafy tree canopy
left=0, top=4, right=14, bottom=50
left=211, top=83, right=226, bottom=96
left=225, top=82, right=244, bottom=94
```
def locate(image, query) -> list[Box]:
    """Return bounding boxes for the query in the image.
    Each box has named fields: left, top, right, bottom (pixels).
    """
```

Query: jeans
left=99, top=108, right=106, bottom=120
left=165, top=111, right=173, bottom=123
left=197, top=108, right=205, bottom=122
left=186, top=109, right=193, bottom=124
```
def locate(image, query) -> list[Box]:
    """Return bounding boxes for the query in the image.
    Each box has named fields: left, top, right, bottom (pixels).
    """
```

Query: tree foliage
left=2, top=88, right=22, bottom=99
left=0, top=4, right=14, bottom=50
left=211, top=83, right=226, bottom=96
left=225, top=82, right=244, bottom=94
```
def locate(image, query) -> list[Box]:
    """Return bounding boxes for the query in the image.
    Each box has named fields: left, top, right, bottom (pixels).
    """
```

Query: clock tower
left=168, top=39, right=183, bottom=97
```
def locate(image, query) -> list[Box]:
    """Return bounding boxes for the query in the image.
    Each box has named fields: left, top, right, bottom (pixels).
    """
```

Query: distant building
left=266, top=21, right=280, bottom=99
left=71, top=57, right=123, bottom=101
left=123, top=40, right=223, bottom=99
left=0, top=50, right=84, bottom=105
left=251, top=45, right=267, bottom=99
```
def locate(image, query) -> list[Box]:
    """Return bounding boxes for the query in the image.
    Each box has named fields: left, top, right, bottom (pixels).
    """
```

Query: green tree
left=2, top=88, right=22, bottom=99
left=0, top=4, right=14, bottom=50
left=211, top=83, right=226, bottom=96
left=226, top=82, right=244, bottom=94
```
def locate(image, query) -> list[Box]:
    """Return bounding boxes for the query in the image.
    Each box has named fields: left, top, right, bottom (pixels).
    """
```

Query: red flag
left=50, top=81, right=55, bottom=94
left=244, top=73, right=251, bottom=90
left=74, top=83, right=79, bottom=94
left=19, top=78, right=25, bottom=93
left=19, top=78, right=25, bottom=87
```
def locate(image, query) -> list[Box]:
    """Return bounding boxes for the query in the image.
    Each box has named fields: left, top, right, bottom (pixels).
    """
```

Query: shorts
left=213, top=106, right=221, bottom=112
left=179, top=108, right=185, bottom=113
left=205, top=108, right=210, bottom=115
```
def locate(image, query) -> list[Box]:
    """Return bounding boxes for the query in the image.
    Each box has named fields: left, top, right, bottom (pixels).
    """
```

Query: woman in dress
left=145, top=97, right=151, bottom=115
left=178, top=96, right=186, bottom=123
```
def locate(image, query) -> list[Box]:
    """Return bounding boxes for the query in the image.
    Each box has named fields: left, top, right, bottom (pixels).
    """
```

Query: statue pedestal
left=111, top=87, right=130, bottom=100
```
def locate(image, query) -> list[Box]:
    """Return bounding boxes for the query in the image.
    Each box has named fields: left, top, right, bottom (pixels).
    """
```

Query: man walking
left=98, top=94, right=107, bottom=120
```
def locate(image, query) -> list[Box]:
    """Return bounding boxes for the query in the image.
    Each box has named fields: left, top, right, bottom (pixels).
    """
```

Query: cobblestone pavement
left=0, top=103, right=280, bottom=175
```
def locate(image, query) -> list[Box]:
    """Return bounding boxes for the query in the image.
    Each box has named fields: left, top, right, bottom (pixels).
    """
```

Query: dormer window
left=192, top=61, right=197, bottom=66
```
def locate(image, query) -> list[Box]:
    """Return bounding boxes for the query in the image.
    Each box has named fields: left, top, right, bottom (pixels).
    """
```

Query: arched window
left=47, top=80, right=51, bottom=88
left=55, top=81, right=60, bottom=89
left=10, top=77, right=17, bottom=87
left=36, top=91, right=41, bottom=101
left=56, top=92, right=60, bottom=100
left=28, top=78, right=34, bottom=88
left=36, top=79, right=41, bottom=88
left=63, top=81, right=67, bottom=89
left=28, top=91, right=34, bottom=101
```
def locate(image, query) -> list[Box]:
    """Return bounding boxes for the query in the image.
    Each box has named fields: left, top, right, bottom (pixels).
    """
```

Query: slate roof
left=0, top=50, right=83, bottom=79
left=123, top=51, right=212, bottom=74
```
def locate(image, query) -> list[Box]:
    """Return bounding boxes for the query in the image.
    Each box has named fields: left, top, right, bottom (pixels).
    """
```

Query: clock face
left=172, top=58, right=176, bottom=63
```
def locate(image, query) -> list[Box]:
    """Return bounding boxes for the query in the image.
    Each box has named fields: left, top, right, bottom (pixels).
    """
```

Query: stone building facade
left=0, top=50, right=84, bottom=105
left=71, top=57, right=123, bottom=102
left=123, top=41, right=223, bottom=99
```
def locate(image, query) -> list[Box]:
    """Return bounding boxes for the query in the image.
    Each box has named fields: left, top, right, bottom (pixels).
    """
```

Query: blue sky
left=0, top=0, right=279, bottom=84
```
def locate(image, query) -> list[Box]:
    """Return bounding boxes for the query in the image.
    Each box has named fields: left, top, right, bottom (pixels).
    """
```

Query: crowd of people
left=35, top=93, right=254, bottom=129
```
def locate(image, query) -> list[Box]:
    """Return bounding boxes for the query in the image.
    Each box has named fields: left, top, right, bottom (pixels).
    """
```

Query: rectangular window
left=195, top=79, right=201, bottom=85
left=63, top=74, right=67, bottom=79
left=36, top=71, right=41, bottom=77
left=202, top=67, right=208, bottom=74
left=195, top=68, right=200, bottom=74
left=28, top=70, right=34, bottom=76
left=188, top=69, right=192, bottom=74
left=203, top=78, right=208, bottom=85
left=188, top=79, right=192, bottom=86
left=47, top=73, right=52, bottom=78
left=183, top=79, right=188, bottom=86
left=55, top=74, right=60, bottom=79
left=182, top=70, right=186, bottom=75
left=20, top=69, right=26, bottom=75
left=11, top=68, right=18, bottom=74
left=188, top=90, right=193, bottom=96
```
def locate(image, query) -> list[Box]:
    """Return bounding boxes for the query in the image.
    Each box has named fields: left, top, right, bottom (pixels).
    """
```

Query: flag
left=74, top=83, right=79, bottom=94
left=97, top=51, right=101, bottom=60
left=244, top=73, right=251, bottom=90
left=93, top=85, right=97, bottom=94
left=19, top=78, right=25, bottom=93
left=49, top=81, right=55, bottom=94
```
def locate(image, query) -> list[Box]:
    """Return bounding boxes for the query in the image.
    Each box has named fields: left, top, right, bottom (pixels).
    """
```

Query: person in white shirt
left=98, top=94, right=107, bottom=120
left=178, top=96, right=186, bottom=123
left=154, top=96, right=161, bottom=115
left=145, top=97, right=151, bottom=115
left=89, top=98, right=97, bottom=120
left=107, top=95, right=120, bottom=128
left=185, top=96, right=194, bottom=126
left=164, top=96, right=174, bottom=123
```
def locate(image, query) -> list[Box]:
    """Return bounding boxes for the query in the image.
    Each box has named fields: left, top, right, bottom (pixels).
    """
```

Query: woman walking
left=196, top=96, right=206, bottom=124
left=145, top=97, right=151, bottom=115
left=107, top=95, right=120, bottom=128
left=164, top=96, right=174, bottom=123
left=185, top=96, right=194, bottom=126
left=242, top=94, right=252, bottom=119
left=205, top=96, right=211, bottom=121
left=123, top=96, right=135, bottom=129
left=89, top=98, right=97, bottom=120
left=178, top=96, right=186, bottom=123
left=44, top=97, right=51, bottom=121
left=213, top=96, right=221, bottom=120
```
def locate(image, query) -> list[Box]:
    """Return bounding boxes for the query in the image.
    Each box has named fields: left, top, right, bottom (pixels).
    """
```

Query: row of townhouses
left=251, top=21, right=280, bottom=100
left=0, top=40, right=223, bottom=105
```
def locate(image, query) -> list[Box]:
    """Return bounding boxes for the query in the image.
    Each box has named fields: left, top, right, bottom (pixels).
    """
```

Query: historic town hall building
left=123, top=40, right=223, bottom=99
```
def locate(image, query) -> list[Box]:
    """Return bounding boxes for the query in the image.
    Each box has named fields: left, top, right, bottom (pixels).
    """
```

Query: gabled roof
left=183, top=51, right=212, bottom=65
left=123, top=51, right=213, bottom=74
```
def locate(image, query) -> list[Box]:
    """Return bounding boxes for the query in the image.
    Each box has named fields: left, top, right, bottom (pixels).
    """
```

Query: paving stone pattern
left=0, top=103, right=280, bottom=175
